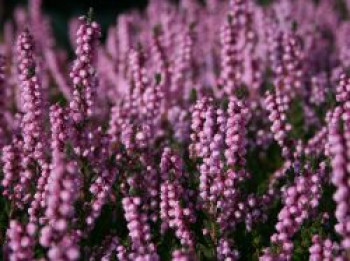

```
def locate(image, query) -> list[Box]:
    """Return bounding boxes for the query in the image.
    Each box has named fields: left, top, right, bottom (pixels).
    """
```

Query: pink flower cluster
left=309, top=235, right=343, bottom=261
left=0, top=0, right=350, bottom=260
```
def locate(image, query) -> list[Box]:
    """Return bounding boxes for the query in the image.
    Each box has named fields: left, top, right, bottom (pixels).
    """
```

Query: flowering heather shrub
left=1, top=0, right=350, bottom=260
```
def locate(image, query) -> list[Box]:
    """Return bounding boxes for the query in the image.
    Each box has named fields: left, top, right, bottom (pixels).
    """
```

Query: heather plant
left=0, top=0, right=350, bottom=260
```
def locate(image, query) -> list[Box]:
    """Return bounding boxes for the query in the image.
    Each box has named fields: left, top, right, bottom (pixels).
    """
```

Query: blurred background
left=0, top=0, right=276, bottom=49
left=0, top=0, right=149, bottom=22
left=0, top=0, right=150, bottom=47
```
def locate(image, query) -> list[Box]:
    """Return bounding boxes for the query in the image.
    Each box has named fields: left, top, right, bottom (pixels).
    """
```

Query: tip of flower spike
left=87, top=7, right=94, bottom=23
left=17, top=28, right=36, bottom=78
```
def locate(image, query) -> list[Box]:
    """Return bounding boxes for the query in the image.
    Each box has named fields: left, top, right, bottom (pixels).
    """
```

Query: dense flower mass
left=0, top=0, right=350, bottom=260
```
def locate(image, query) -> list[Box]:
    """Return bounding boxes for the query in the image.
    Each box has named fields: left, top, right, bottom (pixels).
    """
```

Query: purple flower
left=6, top=220, right=35, bottom=260
left=69, top=15, right=100, bottom=123
left=122, top=196, right=159, bottom=260
left=328, top=105, right=350, bottom=251
left=16, top=28, right=46, bottom=204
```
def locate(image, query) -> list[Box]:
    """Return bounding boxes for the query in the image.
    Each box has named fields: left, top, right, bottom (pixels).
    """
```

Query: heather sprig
left=16, top=28, right=46, bottom=204
left=1, top=0, right=350, bottom=260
